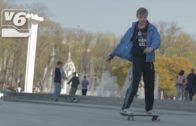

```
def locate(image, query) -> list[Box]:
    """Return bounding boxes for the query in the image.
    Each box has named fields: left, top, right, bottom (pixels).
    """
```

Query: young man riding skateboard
left=107, top=7, right=160, bottom=115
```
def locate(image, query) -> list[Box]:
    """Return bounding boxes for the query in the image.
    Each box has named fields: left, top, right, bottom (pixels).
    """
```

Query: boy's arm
left=67, top=78, right=72, bottom=84
left=144, top=27, right=160, bottom=54
left=60, top=68, right=67, bottom=80
left=150, top=26, right=161, bottom=50
left=107, top=27, right=132, bottom=62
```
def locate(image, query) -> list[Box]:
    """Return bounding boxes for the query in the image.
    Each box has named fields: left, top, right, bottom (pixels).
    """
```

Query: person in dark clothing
left=107, top=7, right=160, bottom=114
left=67, top=72, right=80, bottom=97
left=53, top=61, right=66, bottom=101
left=187, top=68, right=196, bottom=101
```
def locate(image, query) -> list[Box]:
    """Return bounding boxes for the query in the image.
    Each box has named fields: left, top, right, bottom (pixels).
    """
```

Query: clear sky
left=8, top=0, right=196, bottom=36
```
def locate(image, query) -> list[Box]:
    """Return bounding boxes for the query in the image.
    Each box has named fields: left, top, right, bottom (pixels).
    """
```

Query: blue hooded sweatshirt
left=111, top=22, right=160, bottom=62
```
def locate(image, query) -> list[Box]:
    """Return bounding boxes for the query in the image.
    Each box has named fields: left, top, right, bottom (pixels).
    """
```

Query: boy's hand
left=144, top=47, right=154, bottom=53
left=106, top=55, right=114, bottom=63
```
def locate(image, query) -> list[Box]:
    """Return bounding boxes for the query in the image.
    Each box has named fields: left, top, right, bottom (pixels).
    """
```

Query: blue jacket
left=111, top=22, right=160, bottom=62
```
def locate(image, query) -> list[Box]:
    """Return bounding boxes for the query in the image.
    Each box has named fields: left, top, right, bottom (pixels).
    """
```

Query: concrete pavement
left=0, top=100, right=196, bottom=126
left=3, top=92, right=196, bottom=112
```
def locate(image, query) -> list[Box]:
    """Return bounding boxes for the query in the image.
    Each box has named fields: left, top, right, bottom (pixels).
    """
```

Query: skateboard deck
left=120, top=112, right=160, bottom=121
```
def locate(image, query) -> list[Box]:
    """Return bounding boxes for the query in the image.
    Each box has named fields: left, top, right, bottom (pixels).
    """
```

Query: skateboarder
left=107, top=7, right=160, bottom=114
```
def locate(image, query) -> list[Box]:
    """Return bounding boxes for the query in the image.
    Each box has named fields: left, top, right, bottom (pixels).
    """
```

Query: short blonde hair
left=136, top=7, right=148, bottom=16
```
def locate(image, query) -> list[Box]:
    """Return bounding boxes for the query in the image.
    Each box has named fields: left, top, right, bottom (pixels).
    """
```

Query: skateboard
left=120, top=112, right=160, bottom=121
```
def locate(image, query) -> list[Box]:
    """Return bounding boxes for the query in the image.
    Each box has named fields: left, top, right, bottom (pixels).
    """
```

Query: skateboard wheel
left=152, top=118, right=160, bottom=122
left=156, top=119, right=160, bottom=121
left=128, top=116, right=134, bottom=121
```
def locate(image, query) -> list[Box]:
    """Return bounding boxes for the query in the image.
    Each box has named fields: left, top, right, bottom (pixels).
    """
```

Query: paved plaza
left=0, top=100, right=196, bottom=126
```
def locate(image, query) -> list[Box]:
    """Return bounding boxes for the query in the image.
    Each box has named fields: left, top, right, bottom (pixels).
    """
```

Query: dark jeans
left=82, top=89, right=88, bottom=96
left=53, top=82, right=61, bottom=101
left=122, top=57, right=155, bottom=111
left=189, top=88, right=196, bottom=101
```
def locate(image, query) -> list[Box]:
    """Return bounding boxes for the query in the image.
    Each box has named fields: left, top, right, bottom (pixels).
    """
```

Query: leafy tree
left=155, top=54, right=193, bottom=97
